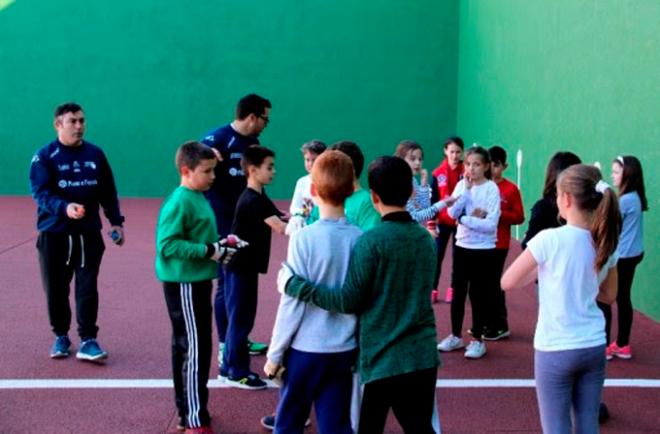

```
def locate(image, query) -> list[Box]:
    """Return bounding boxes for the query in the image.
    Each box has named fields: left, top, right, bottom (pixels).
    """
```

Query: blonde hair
left=557, top=164, right=621, bottom=270
left=311, top=150, right=355, bottom=206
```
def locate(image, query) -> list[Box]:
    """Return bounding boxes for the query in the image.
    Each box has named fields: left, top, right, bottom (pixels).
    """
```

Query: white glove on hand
left=276, top=262, right=295, bottom=294
left=285, top=215, right=306, bottom=236
left=209, top=242, right=237, bottom=265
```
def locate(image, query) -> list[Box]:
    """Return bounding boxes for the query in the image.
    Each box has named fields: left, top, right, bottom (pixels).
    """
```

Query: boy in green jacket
left=156, top=141, right=240, bottom=433
left=282, top=156, right=440, bottom=434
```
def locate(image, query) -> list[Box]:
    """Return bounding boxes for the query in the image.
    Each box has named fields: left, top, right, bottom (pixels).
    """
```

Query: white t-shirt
left=289, top=174, right=313, bottom=215
left=528, top=225, right=617, bottom=352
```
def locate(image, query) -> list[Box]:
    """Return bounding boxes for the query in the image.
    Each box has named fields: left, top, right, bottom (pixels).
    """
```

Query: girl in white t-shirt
left=437, top=146, right=501, bottom=359
left=286, top=140, right=326, bottom=235
left=501, top=164, right=620, bottom=434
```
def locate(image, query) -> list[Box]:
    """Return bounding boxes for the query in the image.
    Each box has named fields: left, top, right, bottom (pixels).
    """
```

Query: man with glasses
left=200, top=94, right=272, bottom=376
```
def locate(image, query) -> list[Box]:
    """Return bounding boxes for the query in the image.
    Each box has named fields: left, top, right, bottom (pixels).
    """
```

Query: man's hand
left=108, top=226, right=125, bottom=246
left=219, top=235, right=249, bottom=249
left=441, top=196, right=457, bottom=207
left=66, top=203, right=85, bottom=219
left=210, top=147, right=223, bottom=162
left=263, top=360, right=281, bottom=379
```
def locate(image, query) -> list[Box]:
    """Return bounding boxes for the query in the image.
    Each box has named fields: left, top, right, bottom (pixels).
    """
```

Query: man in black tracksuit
left=29, top=102, right=125, bottom=362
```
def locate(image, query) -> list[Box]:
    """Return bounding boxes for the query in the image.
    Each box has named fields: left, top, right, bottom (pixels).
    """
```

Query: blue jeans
left=534, top=345, right=606, bottom=434
left=275, top=348, right=356, bottom=434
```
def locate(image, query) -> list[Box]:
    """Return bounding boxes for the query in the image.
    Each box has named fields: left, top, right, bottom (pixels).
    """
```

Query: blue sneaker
left=50, top=335, right=71, bottom=359
left=76, top=339, right=108, bottom=362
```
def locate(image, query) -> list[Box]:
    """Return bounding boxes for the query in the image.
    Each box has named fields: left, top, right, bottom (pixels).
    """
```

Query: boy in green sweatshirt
left=282, top=156, right=440, bottom=434
left=156, top=141, right=239, bottom=434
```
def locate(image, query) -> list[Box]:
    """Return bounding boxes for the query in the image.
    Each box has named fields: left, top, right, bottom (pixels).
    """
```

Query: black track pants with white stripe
left=163, top=281, right=213, bottom=428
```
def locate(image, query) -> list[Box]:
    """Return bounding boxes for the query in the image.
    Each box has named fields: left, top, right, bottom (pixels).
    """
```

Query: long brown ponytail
left=557, top=164, right=621, bottom=270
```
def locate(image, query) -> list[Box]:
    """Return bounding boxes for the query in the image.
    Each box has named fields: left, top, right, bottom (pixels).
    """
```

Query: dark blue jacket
left=200, top=124, right=258, bottom=235
left=29, top=139, right=124, bottom=233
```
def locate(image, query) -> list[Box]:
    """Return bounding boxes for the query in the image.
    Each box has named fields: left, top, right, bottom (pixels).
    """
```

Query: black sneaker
left=50, top=335, right=71, bottom=359
left=599, top=402, right=610, bottom=424
left=226, top=373, right=267, bottom=390
left=483, top=328, right=511, bottom=341
left=260, top=413, right=311, bottom=430
left=260, top=414, right=275, bottom=431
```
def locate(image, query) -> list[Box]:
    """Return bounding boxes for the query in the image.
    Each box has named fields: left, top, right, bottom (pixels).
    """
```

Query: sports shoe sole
left=76, top=352, right=108, bottom=363
left=50, top=351, right=70, bottom=359
left=483, top=330, right=511, bottom=341
left=614, top=353, right=632, bottom=360
left=464, top=350, right=487, bottom=359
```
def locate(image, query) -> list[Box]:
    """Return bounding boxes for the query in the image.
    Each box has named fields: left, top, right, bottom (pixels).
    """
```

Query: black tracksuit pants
left=37, top=231, right=105, bottom=340
left=163, top=281, right=213, bottom=429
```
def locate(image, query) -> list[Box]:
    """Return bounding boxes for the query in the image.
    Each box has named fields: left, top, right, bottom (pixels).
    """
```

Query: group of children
left=154, top=133, right=647, bottom=433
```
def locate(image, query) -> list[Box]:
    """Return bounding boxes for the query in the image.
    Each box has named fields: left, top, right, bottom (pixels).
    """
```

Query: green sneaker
left=247, top=339, right=268, bottom=355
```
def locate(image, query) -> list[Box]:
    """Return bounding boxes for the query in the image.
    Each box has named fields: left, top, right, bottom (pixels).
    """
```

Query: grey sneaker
left=437, top=334, right=465, bottom=352
left=464, top=340, right=487, bottom=359
left=50, top=335, right=71, bottom=359
left=76, top=339, right=108, bottom=362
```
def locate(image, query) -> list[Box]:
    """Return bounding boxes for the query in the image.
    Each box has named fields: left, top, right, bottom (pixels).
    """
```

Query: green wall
left=456, top=0, right=659, bottom=319
left=0, top=0, right=459, bottom=198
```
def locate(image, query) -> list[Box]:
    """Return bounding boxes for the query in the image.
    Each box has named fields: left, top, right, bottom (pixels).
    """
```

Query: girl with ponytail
left=601, top=156, right=647, bottom=360
left=501, top=164, right=620, bottom=433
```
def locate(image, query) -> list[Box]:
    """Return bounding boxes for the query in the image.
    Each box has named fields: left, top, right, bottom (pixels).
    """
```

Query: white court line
left=1, top=378, right=659, bottom=389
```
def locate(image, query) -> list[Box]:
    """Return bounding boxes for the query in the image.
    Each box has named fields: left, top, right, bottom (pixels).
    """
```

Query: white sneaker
left=437, top=334, right=465, bottom=352
left=464, top=340, right=487, bottom=359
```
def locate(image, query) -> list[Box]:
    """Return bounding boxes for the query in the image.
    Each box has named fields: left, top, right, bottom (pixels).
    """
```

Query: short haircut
left=311, top=150, right=355, bottom=206
left=444, top=136, right=464, bottom=150
left=175, top=141, right=216, bottom=173
left=330, top=141, right=364, bottom=178
left=301, top=139, right=326, bottom=155
left=488, top=146, right=507, bottom=165
left=235, top=94, right=271, bottom=120
left=54, top=102, right=83, bottom=118
left=368, top=156, right=412, bottom=207
left=394, top=140, right=423, bottom=159
left=241, top=145, right=275, bottom=174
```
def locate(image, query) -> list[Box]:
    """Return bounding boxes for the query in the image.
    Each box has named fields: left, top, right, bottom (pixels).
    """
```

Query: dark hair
left=54, top=102, right=83, bottom=118
left=368, top=156, right=412, bottom=207
left=394, top=140, right=423, bottom=159
left=557, top=164, right=621, bottom=270
left=542, top=151, right=582, bottom=199
left=175, top=141, right=216, bottom=173
left=235, top=94, right=271, bottom=120
left=614, top=156, right=648, bottom=211
left=301, top=140, right=326, bottom=155
left=241, top=145, right=275, bottom=173
left=444, top=136, right=464, bottom=150
left=311, top=150, right=355, bottom=206
left=488, top=145, right=507, bottom=165
left=330, top=141, right=364, bottom=178
left=465, top=146, right=492, bottom=179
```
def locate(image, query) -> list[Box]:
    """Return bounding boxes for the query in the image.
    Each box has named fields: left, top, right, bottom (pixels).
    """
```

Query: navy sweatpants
left=275, top=348, right=356, bottom=434
left=223, top=268, right=259, bottom=378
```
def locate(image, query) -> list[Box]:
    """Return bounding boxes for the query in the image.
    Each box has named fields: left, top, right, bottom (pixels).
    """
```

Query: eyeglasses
left=259, top=115, right=270, bottom=124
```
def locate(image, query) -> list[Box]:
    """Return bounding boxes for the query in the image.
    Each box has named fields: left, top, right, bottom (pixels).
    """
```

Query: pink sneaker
left=444, top=287, right=453, bottom=304
left=605, top=342, right=616, bottom=360
left=431, top=289, right=439, bottom=304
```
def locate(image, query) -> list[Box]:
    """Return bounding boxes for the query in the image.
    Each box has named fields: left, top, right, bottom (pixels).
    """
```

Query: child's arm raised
left=501, top=249, right=538, bottom=291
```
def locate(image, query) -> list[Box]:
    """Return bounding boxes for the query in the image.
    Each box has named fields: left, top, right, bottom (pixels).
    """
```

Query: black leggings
left=450, top=246, right=499, bottom=339
left=598, top=254, right=644, bottom=346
